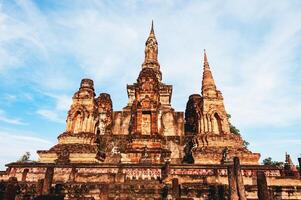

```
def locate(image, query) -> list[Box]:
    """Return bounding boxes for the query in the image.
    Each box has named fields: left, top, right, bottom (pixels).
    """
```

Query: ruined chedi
left=0, top=22, right=301, bottom=200
left=37, top=22, right=259, bottom=166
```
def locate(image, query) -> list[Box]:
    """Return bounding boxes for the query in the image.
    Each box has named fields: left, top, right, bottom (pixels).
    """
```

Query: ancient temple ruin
left=0, top=22, right=301, bottom=200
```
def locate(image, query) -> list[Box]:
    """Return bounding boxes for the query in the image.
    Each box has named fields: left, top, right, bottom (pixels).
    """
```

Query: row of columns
left=173, top=157, right=272, bottom=200
left=198, top=113, right=223, bottom=135
left=66, top=113, right=96, bottom=133
left=167, top=157, right=275, bottom=200
left=1, top=167, right=55, bottom=200
left=228, top=157, right=272, bottom=200
left=3, top=157, right=301, bottom=199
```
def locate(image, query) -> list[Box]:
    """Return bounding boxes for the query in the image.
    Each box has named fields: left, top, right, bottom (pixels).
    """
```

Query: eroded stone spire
left=204, top=49, right=208, bottom=64
left=150, top=20, right=155, bottom=38
left=201, top=49, right=217, bottom=97
left=143, top=20, right=159, bottom=67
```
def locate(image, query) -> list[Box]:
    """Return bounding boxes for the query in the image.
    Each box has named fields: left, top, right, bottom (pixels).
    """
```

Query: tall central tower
left=130, top=21, right=161, bottom=136
left=121, top=22, right=183, bottom=163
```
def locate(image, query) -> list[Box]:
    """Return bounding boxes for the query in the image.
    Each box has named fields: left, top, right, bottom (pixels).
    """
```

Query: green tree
left=18, top=152, right=31, bottom=162
left=262, top=157, right=284, bottom=168
left=227, top=114, right=249, bottom=149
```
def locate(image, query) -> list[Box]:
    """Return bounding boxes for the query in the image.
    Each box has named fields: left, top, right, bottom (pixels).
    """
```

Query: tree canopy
left=262, top=157, right=284, bottom=168
left=227, top=114, right=249, bottom=149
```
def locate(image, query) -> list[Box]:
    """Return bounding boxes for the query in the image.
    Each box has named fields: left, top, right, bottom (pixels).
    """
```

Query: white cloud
left=0, top=1, right=300, bottom=127
left=41, top=92, right=72, bottom=111
left=36, top=109, right=65, bottom=123
left=0, top=130, right=53, bottom=170
left=2, top=93, right=34, bottom=103
left=0, top=0, right=300, bottom=151
left=36, top=93, right=71, bottom=123
left=3, top=94, right=17, bottom=103
left=253, top=139, right=301, bottom=146
left=223, top=9, right=301, bottom=127
left=22, top=93, right=34, bottom=101
left=0, top=109, right=27, bottom=125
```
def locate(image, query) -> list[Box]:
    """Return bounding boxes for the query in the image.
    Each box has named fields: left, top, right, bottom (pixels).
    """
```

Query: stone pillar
left=202, top=117, right=205, bottom=132
left=158, top=110, right=162, bottom=133
left=37, top=179, right=44, bottom=196
left=211, top=117, right=215, bottom=134
left=298, top=158, right=301, bottom=177
left=68, top=167, right=77, bottom=182
left=227, top=165, right=239, bottom=200
left=257, top=171, right=271, bottom=200
left=0, top=181, right=5, bottom=200
left=207, top=115, right=211, bottom=132
left=217, top=185, right=226, bottom=200
left=82, top=116, right=87, bottom=132
left=204, top=116, right=208, bottom=132
left=9, top=167, right=16, bottom=177
left=209, top=185, right=219, bottom=200
left=66, top=118, right=71, bottom=132
left=21, top=168, right=29, bottom=182
left=3, top=177, right=18, bottom=200
left=172, top=178, right=180, bottom=198
left=100, top=184, right=109, bottom=200
left=234, top=157, right=247, bottom=200
left=88, top=115, right=94, bottom=132
left=162, top=185, right=169, bottom=200
left=151, top=111, right=158, bottom=134
left=42, top=167, right=54, bottom=194
left=198, top=116, right=202, bottom=133
left=162, top=162, right=170, bottom=179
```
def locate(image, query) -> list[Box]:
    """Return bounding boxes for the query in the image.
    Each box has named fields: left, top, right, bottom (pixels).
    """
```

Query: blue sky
left=0, top=0, right=301, bottom=169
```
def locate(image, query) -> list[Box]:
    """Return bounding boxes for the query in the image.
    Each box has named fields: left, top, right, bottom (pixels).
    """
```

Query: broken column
left=21, top=168, right=29, bottom=182
left=234, top=157, right=247, bottom=200
left=209, top=185, right=219, bottom=200
left=162, top=161, right=170, bottom=180
left=227, top=165, right=239, bottom=200
left=37, top=179, right=44, bottom=196
left=172, top=178, right=180, bottom=198
left=3, top=177, right=18, bottom=200
left=42, top=167, right=54, bottom=194
left=68, top=167, right=77, bottom=182
left=257, top=171, right=271, bottom=200
left=217, top=185, right=226, bottom=200
left=298, top=158, right=301, bottom=177
left=0, top=181, right=5, bottom=200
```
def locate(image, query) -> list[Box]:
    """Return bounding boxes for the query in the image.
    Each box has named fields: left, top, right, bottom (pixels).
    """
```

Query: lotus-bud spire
left=143, top=21, right=159, bottom=67
left=202, top=49, right=217, bottom=97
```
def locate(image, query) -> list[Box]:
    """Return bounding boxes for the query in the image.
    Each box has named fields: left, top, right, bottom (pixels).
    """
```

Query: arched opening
left=212, top=113, right=223, bottom=135
left=73, top=111, right=82, bottom=133
left=141, top=111, right=151, bottom=135
left=54, top=183, right=64, bottom=195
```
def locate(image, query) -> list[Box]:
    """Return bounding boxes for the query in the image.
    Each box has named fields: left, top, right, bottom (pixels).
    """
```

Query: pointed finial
left=149, top=20, right=155, bottom=38
left=151, top=20, right=154, bottom=34
left=204, top=49, right=208, bottom=65
left=203, top=49, right=210, bottom=71
left=204, top=49, right=208, bottom=64
left=143, top=20, right=159, bottom=70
